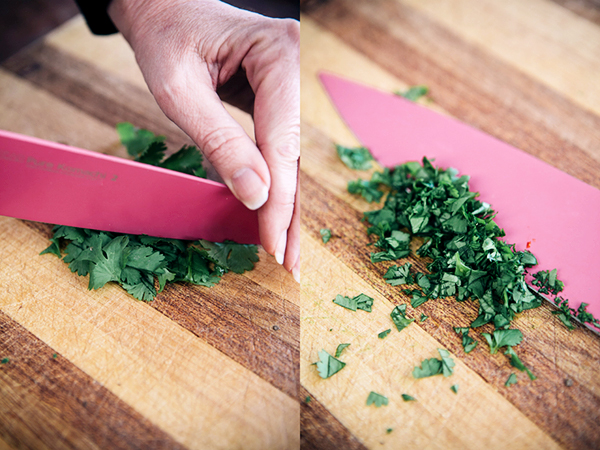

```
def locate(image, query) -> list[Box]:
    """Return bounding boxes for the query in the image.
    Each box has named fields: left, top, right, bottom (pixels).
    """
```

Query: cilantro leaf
left=390, top=304, right=415, bottom=331
left=505, top=373, right=518, bottom=387
left=116, top=122, right=165, bottom=157
left=384, top=262, right=414, bottom=286
left=366, top=391, right=389, bottom=407
left=347, top=179, right=384, bottom=203
left=335, top=343, right=351, bottom=358
left=450, top=384, right=459, bottom=394
left=199, top=240, right=258, bottom=274
left=136, top=141, right=167, bottom=166
left=378, top=329, right=391, bottom=339
left=396, top=85, right=429, bottom=101
left=401, top=394, right=416, bottom=402
left=336, top=144, right=374, bottom=170
left=454, top=327, right=478, bottom=353
left=320, top=228, right=332, bottom=244
left=161, top=145, right=205, bottom=177
left=413, top=358, right=443, bottom=379
left=332, top=293, right=373, bottom=312
left=438, top=348, right=455, bottom=377
left=88, top=235, right=129, bottom=290
left=505, top=346, right=536, bottom=380
left=315, top=349, right=346, bottom=379
left=482, top=329, right=523, bottom=354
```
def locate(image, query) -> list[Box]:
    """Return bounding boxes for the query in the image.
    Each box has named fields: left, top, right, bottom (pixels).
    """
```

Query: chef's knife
left=320, top=72, right=600, bottom=318
left=0, top=129, right=259, bottom=244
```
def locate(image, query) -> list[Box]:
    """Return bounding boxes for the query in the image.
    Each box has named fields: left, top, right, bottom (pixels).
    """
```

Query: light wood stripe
left=0, top=311, right=187, bottom=450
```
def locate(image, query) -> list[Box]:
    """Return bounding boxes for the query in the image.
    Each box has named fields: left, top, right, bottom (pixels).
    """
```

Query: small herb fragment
left=1, top=358, right=8, bottom=364
left=505, top=373, right=518, bottom=387
left=315, top=349, right=346, bottom=379
left=386, top=428, right=393, bottom=434
left=378, top=329, right=391, bottom=339
left=454, top=327, right=478, bottom=354
left=305, top=396, right=311, bottom=403
left=347, top=179, right=384, bottom=203
left=390, top=304, right=414, bottom=331
left=450, top=384, right=459, bottom=394
left=395, top=85, right=429, bottom=102
left=401, top=394, right=416, bottom=402
left=335, top=343, right=351, bottom=358
left=333, top=293, right=373, bottom=312
left=419, top=313, right=429, bottom=322
left=532, top=269, right=564, bottom=295
left=384, top=262, right=414, bottom=285
left=320, top=228, right=332, bottom=244
left=505, top=347, right=536, bottom=380
left=413, top=349, right=455, bottom=378
left=482, top=329, right=523, bottom=354
left=336, top=144, right=374, bottom=170
left=366, top=391, right=389, bottom=407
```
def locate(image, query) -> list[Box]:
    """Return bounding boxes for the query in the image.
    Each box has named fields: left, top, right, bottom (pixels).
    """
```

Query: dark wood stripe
left=308, top=0, right=600, bottom=191
left=25, top=220, right=299, bottom=399
left=300, top=123, right=600, bottom=449
left=152, top=281, right=299, bottom=399
left=549, top=0, right=600, bottom=27
left=0, top=310, right=186, bottom=450
left=2, top=42, right=191, bottom=151
left=300, top=387, right=368, bottom=450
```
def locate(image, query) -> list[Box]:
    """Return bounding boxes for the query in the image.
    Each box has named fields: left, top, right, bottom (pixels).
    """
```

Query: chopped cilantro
left=347, top=178, right=384, bottom=203
left=305, top=396, right=311, bottom=403
left=386, top=428, right=393, bottom=434
left=336, top=144, right=374, bottom=170
left=413, top=349, right=455, bottom=378
left=366, top=391, right=389, bottom=407
left=505, top=347, right=536, bottom=380
left=390, top=304, right=414, bottom=331
left=419, top=313, right=428, bottom=322
left=315, top=349, right=346, bottom=379
left=482, top=329, right=523, bottom=354
left=52, top=353, right=58, bottom=359
left=454, top=327, right=478, bottom=353
left=378, top=329, right=391, bottom=339
left=1, top=358, right=8, bottom=364
left=401, top=394, right=416, bottom=402
left=532, top=269, right=564, bottom=295
left=320, top=228, right=332, bottom=244
left=395, top=85, right=429, bottom=101
left=384, top=262, right=414, bottom=286
left=333, top=293, right=373, bottom=312
left=450, top=384, right=459, bottom=394
left=335, top=343, right=351, bottom=358
left=505, top=373, right=518, bottom=387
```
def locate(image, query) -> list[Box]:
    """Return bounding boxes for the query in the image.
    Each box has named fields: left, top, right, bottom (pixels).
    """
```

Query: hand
left=109, top=0, right=300, bottom=281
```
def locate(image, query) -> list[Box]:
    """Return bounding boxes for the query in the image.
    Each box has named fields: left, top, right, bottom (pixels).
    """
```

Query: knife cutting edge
left=0, top=129, right=260, bottom=244
left=320, top=72, right=600, bottom=320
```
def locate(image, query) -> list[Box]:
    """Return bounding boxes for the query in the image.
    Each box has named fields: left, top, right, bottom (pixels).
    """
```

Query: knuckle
left=199, top=126, right=247, bottom=167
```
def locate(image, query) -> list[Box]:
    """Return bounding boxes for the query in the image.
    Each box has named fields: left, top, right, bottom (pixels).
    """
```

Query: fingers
left=152, top=66, right=271, bottom=212
left=249, top=19, right=300, bottom=273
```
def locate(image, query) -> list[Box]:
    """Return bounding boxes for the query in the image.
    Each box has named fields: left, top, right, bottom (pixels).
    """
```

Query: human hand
left=108, top=0, right=300, bottom=281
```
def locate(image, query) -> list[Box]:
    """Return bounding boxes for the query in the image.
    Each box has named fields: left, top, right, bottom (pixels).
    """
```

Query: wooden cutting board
left=300, top=1, right=600, bottom=449
left=0, top=16, right=299, bottom=450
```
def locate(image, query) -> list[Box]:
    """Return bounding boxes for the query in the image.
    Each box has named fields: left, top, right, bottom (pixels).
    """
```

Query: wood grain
left=0, top=310, right=186, bottom=450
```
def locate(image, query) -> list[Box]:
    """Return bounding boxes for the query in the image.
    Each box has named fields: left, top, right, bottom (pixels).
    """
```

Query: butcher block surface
left=0, top=16, right=299, bottom=450
left=299, top=1, right=600, bottom=449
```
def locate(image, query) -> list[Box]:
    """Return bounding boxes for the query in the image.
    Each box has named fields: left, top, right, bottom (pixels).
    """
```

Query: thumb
left=155, top=70, right=271, bottom=211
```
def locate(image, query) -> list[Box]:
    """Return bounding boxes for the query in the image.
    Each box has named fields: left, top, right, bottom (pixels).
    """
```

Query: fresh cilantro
left=532, top=269, right=564, bottom=295
left=378, top=329, right=391, bottom=339
left=305, top=396, right=311, bottom=403
left=552, top=296, right=575, bottom=330
left=450, top=384, right=459, bottom=394
left=454, top=327, right=478, bottom=354
left=386, top=428, right=393, bottom=434
left=482, top=329, right=523, bottom=354
left=384, top=262, right=414, bottom=286
left=335, top=343, right=351, bottom=358
left=366, top=391, right=389, bottom=407
left=198, top=240, right=259, bottom=274
left=505, top=347, right=536, bottom=380
left=413, top=349, right=454, bottom=378
left=347, top=178, right=384, bottom=203
left=315, top=349, right=346, bottom=379
left=1, top=358, right=8, bottom=364
left=401, top=394, right=416, bottom=402
left=505, top=373, right=518, bottom=387
left=52, top=353, right=58, bottom=359
left=413, top=358, right=443, bottom=379
left=333, top=293, right=373, bottom=312
left=395, top=85, right=429, bottom=102
left=390, top=304, right=415, bottom=331
left=320, top=228, right=332, bottom=244
left=419, top=313, right=428, bottom=322
left=336, top=144, right=374, bottom=170
left=116, top=122, right=165, bottom=157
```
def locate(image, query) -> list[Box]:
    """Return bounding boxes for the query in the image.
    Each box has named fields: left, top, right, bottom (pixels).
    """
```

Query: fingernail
left=275, top=233, right=287, bottom=265
left=231, top=167, right=269, bottom=210
left=292, top=266, right=300, bottom=283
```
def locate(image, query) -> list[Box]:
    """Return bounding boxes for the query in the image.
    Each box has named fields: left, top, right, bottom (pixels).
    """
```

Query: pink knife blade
left=0, top=129, right=259, bottom=244
left=320, top=72, right=600, bottom=318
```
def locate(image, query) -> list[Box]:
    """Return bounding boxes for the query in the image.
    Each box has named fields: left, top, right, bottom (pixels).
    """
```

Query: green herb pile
left=40, top=123, right=258, bottom=301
